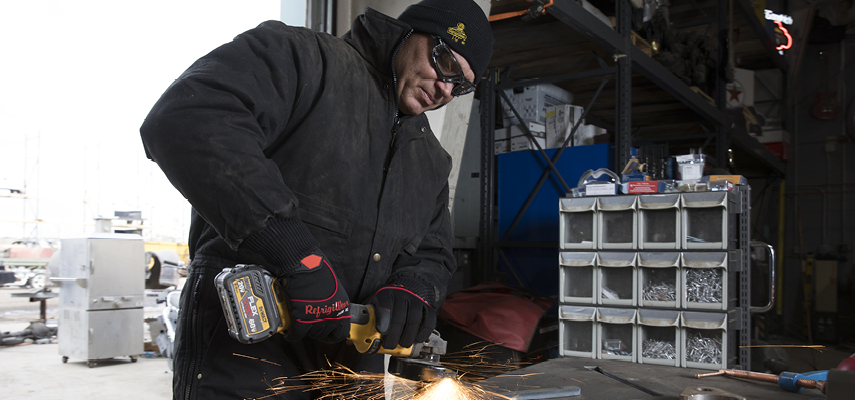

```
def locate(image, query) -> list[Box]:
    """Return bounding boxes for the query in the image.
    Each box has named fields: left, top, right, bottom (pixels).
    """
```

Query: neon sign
left=774, top=21, right=792, bottom=51
left=764, top=9, right=793, bottom=25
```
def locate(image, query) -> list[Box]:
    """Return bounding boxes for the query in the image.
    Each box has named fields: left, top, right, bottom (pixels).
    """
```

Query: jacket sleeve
left=386, top=182, right=457, bottom=309
left=139, top=21, right=322, bottom=276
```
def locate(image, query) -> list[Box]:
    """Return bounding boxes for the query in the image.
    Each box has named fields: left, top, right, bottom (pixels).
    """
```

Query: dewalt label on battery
left=232, top=275, right=271, bottom=336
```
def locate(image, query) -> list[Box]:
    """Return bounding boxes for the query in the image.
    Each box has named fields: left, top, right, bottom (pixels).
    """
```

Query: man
left=139, top=0, right=493, bottom=398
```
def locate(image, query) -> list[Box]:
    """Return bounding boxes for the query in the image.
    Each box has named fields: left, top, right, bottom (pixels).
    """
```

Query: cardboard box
left=494, top=139, right=510, bottom=155
left=623, top=181, right=664, bottom=194
left=502, top=84, right=573, bottom=126
left=494, top=122, right=545, bottom=140
left=510, top=135, right=546, bottom=152
left=545, top=104, right=584, bottom=148
left=584, top=183, right=618, bottom=196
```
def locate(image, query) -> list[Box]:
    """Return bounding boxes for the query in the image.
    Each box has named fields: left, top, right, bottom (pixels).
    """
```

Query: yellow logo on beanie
left=448, top=23, right=466, bottom=44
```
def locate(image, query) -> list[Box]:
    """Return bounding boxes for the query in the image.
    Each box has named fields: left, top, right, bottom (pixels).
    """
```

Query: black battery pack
left=215, top=264, right=287, bottom=344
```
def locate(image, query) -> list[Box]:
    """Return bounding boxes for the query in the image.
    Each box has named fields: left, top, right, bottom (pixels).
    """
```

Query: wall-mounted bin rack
left=637, top=252, right=681, bottom=309
left=638, top=194, right=681, bottom=249
left=681, top=311, right=728, bottom=370
left=560, top=197, right=598, bottom=249
left=637, top=309, right=681, bottom=367
left=559, top=305, right=597, bottom=358
left=682, top=192, right=730, bottom=249
left=682, top=252, right=728, bottom=311
left=597, top=252, right=637, bottom=306
left=597, top=195, right=637, bottom=249
left=559, top=252, right=598, bottom=304
left=597, top=307, right=637, bottom=363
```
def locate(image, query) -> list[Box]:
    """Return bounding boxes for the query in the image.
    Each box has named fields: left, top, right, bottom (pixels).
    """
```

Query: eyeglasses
left=430, top=36, right=476, bottom=96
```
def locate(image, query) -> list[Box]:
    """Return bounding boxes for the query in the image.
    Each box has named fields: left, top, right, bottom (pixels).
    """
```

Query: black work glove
left=369, top=281, right=437, bottom=350
left=281, top=253, right=351, bottom=343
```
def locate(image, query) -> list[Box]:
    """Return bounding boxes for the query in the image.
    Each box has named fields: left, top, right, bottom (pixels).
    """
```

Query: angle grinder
left=214, top=264, right=455, bottom=382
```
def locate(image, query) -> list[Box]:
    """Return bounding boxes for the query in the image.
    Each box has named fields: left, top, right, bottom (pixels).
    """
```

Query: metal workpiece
left=680, top=386, right=746, bottom=400
left=508, top=386, right=582, bottom=399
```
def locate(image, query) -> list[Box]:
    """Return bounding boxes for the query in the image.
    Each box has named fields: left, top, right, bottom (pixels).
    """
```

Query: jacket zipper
left=382, top=30, right=412, bottom=181
left=183, top=272, right=204, bottom=400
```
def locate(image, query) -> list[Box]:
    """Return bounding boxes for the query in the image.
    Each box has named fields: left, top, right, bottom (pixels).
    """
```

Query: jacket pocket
left=402, top=235, right=423, bottom=256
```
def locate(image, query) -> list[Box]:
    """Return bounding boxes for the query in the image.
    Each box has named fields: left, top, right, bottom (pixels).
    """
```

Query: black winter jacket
left=140, top=9, right=456, bottom=307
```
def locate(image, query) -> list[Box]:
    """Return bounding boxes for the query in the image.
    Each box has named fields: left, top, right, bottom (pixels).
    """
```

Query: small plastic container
left=559, top=306, right=597, bottom=358
left=682, top=192, right=730, bottom=249
left=682, top=252, right=728, bottom=311
left=597, top=195, right=637, bottom=249
left=559, top=252, right=598, bottom=304
left=597, top=252, right=637, bottom=306
left=637, top=252, right=681, bottom=309
left=559, top=197, right=598, bottom=249
left=596, top=307, right=637, bottom=362
left=638, top=194, right=681, bottom=249
left=681, top=311, right=728, bottom=370
left=637, top=309, right=681, bottom=367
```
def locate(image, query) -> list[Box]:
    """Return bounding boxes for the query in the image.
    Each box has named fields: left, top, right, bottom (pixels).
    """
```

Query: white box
left=559, top=306, right=597, bottom=358
left=638, top=194, right=681, bottom=249
left=682, top=192, right=730, bottom=249
left=637, top=252, right=681, bottom=309
left=597, top=252, right=637, bottom=306
left=559, top=197, right=598, bottom=249
left=637, top=309, right=681, bottom=367
left=681, top=312, right=728, bottom=370
left=559, top=252, right=598, bottom=304
left=494, top=139, right=510, bottom=155
left=596, top=307, right=637, bottom=362
left=682, top=252, right=728, bottom=311
left=510, top=135, right=546, bottom=152
left=545, top=104, right=583, bottom=148
left=494, top=122, right=545, bottom=140
left=502, top=84, right=573, bottom=126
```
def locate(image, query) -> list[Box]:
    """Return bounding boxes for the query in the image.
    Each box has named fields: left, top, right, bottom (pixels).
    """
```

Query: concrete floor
left=0, top=286, right=173, bottom=399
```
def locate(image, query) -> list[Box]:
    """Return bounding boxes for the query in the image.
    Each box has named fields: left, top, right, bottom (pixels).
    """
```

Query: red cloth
left=438, top=284, right=552, bottom=352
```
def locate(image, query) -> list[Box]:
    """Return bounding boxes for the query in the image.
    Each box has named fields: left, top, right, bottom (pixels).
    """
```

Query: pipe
left=777, top=180, right=785, bottom=315
left=488, top=0, right=553, bottom=22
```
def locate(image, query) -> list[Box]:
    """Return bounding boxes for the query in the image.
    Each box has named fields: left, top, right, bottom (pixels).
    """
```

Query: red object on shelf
left=762, top=142, right=788, bottom=161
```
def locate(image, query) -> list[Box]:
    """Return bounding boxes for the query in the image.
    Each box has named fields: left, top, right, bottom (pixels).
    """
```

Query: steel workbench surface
left=477, top=357, right=826, bottom=400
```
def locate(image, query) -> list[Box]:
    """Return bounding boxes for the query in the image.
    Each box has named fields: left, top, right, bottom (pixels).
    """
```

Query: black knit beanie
left=398, top=0, right=494, bottom=85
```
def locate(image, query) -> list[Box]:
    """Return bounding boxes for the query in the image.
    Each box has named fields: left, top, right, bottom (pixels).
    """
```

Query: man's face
left=394, top=33, right=476, bottom=116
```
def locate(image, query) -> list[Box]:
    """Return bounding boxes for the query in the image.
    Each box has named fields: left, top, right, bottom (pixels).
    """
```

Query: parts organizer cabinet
left=56, top=234, right=145, bottom=367
left=557, top=186, right=753, bottom=370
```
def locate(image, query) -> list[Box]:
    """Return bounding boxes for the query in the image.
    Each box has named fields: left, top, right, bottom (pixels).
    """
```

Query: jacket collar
left=341, top=8, right=412, bottom=79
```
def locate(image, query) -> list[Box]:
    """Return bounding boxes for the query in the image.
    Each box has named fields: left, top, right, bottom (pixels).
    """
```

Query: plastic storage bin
left=682, top=252, right=728, bottom=311
left=597, top=252, right=637, bottom=306
left=559, top=306, right=597, bottom=358
left=559, top=197, right=598, bottom=249
left=597, top=195, right=637, bottom=249
left=637, top=309, right=681, bottom=367
left=682, top=192, right=730, bottom=249
left=637, top=252, right=681, bottom=309
left=638, top=194, right=681, bottom=249
left=597, top=307, right=637, bottom=362
left=681, top=311, right=728, bottom=370
left=559, top=252, right=598, bottom=304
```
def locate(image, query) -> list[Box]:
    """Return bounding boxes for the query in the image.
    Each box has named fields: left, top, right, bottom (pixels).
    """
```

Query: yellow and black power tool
left=214, top=264, right=455, bottom=383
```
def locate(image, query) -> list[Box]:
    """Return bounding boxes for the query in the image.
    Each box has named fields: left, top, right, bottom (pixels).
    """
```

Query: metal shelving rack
left=475, top=0, right=787, bottom=363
